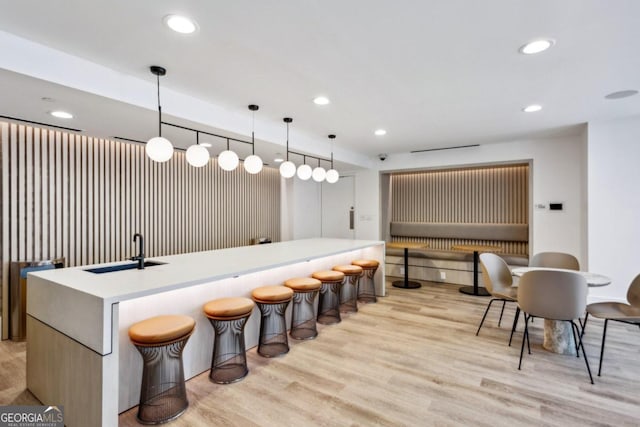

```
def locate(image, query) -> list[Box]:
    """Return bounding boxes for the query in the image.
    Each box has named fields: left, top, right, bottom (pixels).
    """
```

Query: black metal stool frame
left=255, top=299, right=292, bottom=357
left=207, top=313, right=252, bottom=384
left=133, top=332, right=192, bottom=425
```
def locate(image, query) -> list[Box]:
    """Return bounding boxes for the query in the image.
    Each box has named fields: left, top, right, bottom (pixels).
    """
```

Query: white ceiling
left=0, top=0, right=639, bottom=165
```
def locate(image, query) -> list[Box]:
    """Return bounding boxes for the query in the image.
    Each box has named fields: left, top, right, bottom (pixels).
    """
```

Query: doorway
left=321, top=176, right=355, bottom=239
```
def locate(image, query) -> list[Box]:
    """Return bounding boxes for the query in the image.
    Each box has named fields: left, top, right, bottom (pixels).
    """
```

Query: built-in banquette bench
left=386, top=222, right=529, bottom=286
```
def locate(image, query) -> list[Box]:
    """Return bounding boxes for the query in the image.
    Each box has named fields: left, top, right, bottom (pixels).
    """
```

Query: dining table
left=451, top=244, right=502, bottom=297
left=387, top=241, right=429, bottom=289
left=511, top=266, right=612, bottom=355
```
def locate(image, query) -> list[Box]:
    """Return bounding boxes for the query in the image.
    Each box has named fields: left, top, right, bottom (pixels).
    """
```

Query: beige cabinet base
left=27, top=316, right=118, bottom=427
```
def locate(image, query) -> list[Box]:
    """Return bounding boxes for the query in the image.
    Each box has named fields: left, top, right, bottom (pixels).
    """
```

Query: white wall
left=285, top=174, right=370, bottom=241
left=289, top=178, right=322, bottom=239
left=354, top=169, right=380, bottom=240
left=587, top=115, right=640, bottom=302
left=354, top=134, right=588, bottom=267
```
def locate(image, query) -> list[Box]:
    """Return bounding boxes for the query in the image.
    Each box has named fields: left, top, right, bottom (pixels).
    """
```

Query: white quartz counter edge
left=29, top=238, right=384, bottom=304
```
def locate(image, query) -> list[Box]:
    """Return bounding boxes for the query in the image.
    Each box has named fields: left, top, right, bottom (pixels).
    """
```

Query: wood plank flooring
left=2, top=280, right=640, bottom=426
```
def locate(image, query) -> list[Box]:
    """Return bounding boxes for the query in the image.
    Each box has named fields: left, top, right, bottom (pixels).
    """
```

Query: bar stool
left=352, top=259, right=379, bottom=303
left=333, top=264, right=363, bottom=313
left=284, top=277, right=322, bottom=340
left=203, top=297, right=255, bottom=384
left=129, top=314, right=195, bottom=424
left=251, top=285, right=294, bottom=357
left=312, top=270, right=345, bottom=325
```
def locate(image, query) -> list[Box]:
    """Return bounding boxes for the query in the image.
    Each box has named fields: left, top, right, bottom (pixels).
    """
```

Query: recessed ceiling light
left=519, top=39, right=555, bottom=55
left=50, top=111, right=74, bottom=119
left=201, top=142, right=212, bottom=148
left=274, top=153, right=284, bottom=163
left=374, top=129, right=387, bottom=136
left=164, top=15, right=197, bottom=34
left=605, top=89, right=638, bottom=100
left=522, top=104, right=542, bottom=113
left=313, top=96, right=330, bottom=105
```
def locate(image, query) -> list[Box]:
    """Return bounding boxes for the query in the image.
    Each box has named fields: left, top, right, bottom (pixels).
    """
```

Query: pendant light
left=325, top=134, right=340, bottom=184
left=297, top=156, right=312, bottom=180
left=312, top=158, right=326, bottom=182
left=185, top=131, right=210, bottom=167
left=279, top=117, right=296, bottom=178
left=218, top=138, right=239, bottom=171
left=244, top=104, right=263, bottom=174
left=146, top=66, right=174, bottom=162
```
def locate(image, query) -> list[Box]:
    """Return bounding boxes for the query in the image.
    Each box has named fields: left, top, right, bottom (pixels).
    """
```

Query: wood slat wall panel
left=0, top=122, right=281, bottom=338
left=390, top=164, right=529, bottom=254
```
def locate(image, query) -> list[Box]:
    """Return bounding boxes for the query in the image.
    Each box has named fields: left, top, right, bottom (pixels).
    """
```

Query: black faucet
left=131, top=233, right=145, bottom=269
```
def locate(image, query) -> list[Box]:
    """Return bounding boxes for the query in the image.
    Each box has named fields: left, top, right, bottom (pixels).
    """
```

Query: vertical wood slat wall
left=0, top=121, right=281, bottom=334
left=390, top=164, right=529, bottom=254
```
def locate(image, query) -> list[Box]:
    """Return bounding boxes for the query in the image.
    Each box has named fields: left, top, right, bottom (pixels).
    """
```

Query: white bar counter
left=26, top=238, right=385, bottom=426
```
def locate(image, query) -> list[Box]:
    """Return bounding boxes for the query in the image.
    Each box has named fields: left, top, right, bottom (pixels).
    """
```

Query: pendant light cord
left=286, top=122, right=290, bottom=161
left=157, top=73, right=162, bottom=137
left=329, top=135, right=335, bottom=168
left=251, top=109, right=255, bottom=155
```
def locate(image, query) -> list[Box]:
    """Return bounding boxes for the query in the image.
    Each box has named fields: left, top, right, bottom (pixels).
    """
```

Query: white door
left=321, top=176, right=355, bottom=239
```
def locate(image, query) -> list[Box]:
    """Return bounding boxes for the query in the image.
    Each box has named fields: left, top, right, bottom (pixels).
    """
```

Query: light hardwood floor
left=2, top=280, right=639, bottom=426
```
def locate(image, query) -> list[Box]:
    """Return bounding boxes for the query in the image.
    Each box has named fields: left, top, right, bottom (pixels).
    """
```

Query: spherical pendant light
left=325, top=134, right=339, bottom=183
left=279, top=160, right=296, bottom=178
left=325, top=169, right=339, bottom=183
left=312, top=166, right=326, bottom=182
left=146, top=136, right=174, bottom=162
left=243, top=154, right=263, bottom=174
left=297, top=164, right=312, bottom=180
left=186, top=144, right=209, bottom=167
left=218, top=149, right=239, bottom=171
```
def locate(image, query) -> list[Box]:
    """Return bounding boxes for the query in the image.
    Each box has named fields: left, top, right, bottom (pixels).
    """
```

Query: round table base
left=459, top=286, right=490, bottom=297
left=392, top=280, right=422, bottom=289
left=543, top=319, right=577, bottom=355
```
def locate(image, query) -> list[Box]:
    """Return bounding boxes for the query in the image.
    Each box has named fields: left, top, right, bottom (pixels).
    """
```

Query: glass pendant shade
left=297, top=164, right=312, bottom=180
left=279, top=161, right=296, bottom=178
left=325, top=169, right=339, bottom=183
left=186, top=144, right=209, bottom=167
left=146, top=136, right=174, bottom=162
left=243, top=154, right=263, bottom=174
left=218, top=150, right=239, bottom=171
left=312, top=166, right=326, bottom=182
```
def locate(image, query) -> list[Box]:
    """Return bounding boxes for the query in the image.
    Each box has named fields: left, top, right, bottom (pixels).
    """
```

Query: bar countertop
left=29, top=238, right=383, bottom=302
left=26, top=238, right=384, bottom=354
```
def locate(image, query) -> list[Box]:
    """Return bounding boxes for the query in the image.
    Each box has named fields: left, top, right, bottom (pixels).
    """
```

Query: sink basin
left=84, top=261, right=166, bottom=274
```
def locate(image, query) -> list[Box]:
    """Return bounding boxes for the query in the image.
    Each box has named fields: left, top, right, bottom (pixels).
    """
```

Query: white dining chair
left=517, top=270, right=593, bottom=384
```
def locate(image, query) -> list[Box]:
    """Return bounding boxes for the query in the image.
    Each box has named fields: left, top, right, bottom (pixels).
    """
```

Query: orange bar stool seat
left=128, top=314, right=195, bottom=424
left=251, top=286, right=294, bottom=357
left=204, top=297, right=255, bottom=384
left=352, top=259, right=380, bottom=303
left=284, top=277, right=322, bottom=340
left=312, top=270, right=345, bottom=325
left=333, top=264, right=363, bottom=313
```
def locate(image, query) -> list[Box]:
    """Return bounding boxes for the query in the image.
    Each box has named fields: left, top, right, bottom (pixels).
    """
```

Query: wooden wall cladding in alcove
left=390, top=164, right=529, bottom=254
